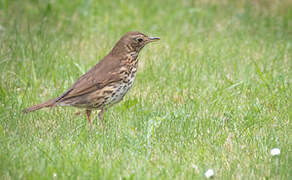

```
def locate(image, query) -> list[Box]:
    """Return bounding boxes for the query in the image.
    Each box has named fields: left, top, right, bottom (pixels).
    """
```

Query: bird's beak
left=149, top=37, right=160, bottom=42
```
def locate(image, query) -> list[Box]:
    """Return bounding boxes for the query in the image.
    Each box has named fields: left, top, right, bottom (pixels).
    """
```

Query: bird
left=22, top=31, right=160, bottom=124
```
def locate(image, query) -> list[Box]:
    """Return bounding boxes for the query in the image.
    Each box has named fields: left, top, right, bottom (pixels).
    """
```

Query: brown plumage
left=23, top=31, right=160, bottom=124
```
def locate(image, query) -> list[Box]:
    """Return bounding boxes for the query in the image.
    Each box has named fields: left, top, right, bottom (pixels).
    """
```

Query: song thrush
left=23, top=31, right=160, bottom=124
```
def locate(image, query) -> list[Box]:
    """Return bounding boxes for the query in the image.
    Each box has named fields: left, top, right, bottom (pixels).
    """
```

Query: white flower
left=53, top=173, right=57, bottom=178
left=89, top=152, right=93, bottom=157
left=0, top=25, right=4, bottom=31
left=204, top=169, right=214, bottom=178
left=270, top=148, right=280, bottom=156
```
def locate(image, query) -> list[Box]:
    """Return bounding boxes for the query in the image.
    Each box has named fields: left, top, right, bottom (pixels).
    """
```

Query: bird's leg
left=98, top=108, right=105, bottom=126
left=86, top=109, right=92, bottom=124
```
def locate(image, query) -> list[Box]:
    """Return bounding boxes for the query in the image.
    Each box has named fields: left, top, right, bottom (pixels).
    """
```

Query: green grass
left=1, top=0, right=292, bottom=179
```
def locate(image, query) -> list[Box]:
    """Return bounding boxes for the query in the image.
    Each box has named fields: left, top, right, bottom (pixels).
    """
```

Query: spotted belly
left=105, top=77, right=135, bottom=106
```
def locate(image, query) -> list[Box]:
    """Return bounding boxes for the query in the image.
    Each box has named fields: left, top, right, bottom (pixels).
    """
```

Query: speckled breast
left=107, top=77, right=135, bottom=106
left=105, top=57, right=138, bottom=107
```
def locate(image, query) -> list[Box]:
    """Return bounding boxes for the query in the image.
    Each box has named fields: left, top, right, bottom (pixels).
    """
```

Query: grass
left=0, top=0, right=292, bottom=179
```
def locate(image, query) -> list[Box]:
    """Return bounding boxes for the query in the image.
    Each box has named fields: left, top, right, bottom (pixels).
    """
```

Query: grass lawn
left=0, top=0, right=292, bottom=179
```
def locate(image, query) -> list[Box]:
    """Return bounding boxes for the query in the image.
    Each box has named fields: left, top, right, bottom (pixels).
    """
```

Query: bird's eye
left=137, top=38, right=143, bottom=43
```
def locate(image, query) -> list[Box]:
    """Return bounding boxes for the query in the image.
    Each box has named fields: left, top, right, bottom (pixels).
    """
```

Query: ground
left=0, top=0, right=292, bottom=179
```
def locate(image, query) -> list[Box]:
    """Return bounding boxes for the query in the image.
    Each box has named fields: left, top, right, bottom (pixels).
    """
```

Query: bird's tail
left=22, top=99, right=56, bottom=113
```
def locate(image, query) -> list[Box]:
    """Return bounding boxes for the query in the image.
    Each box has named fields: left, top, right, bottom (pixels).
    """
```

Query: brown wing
left=55, top=54, right=124, bottom=102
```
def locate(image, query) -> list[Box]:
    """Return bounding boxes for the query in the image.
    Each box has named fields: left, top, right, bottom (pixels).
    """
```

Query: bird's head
left=111, top=31, right=160, bottom=55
